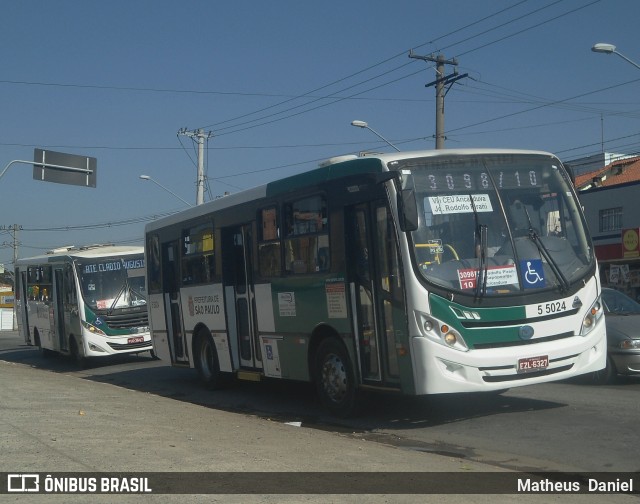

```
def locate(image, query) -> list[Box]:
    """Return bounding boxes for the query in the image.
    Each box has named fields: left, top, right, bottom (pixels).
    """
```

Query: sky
left=1, top=0, right=639, bottom=270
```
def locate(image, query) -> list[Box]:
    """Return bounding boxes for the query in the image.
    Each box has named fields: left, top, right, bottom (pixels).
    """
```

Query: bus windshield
left=403, top=153, right=594, bottom=296
left=76, top=255, right=147, bottom=310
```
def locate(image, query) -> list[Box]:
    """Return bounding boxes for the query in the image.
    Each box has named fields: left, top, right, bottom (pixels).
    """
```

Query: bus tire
left=194, top=330, right=226, bottom=390
left=70, top=336, right=87, bottom=369
left=314, top=337, right=359, bottom=417
left=591, top=355, right=616, bottom=385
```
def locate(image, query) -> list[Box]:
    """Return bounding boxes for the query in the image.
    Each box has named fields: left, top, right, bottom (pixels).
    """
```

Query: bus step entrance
left=237, top=370, right=262, bottom=382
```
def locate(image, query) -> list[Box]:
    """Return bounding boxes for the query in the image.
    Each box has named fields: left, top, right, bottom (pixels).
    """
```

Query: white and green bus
left=144, top=149, right=606, bottom=415
left=15, top=244, right=151, bottom=365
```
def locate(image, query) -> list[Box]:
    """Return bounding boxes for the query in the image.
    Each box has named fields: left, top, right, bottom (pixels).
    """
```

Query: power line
left=212, top=67, right=426, bottom=138
left=445, top=75, right=640, bottom=136
left=458, top=79, right=640, bottom=119
left=195, top=1, right=568, bottom=136
left=0, top=0, right=616, bottom=164
left=211, top=1, right=599, bottom=139
left=2, top=1, right=600, bottom=149
left=21, top=210, right=177, bottom=233
left=455, top=0, right=602, bottom=58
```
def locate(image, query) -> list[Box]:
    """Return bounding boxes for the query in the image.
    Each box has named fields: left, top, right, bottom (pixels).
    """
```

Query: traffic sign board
left=33, top=149, right=97, bottom=187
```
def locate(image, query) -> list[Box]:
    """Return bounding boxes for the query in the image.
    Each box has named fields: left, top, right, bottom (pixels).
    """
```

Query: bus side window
left=258, top=207, right=282, bottom=278
left=181, top=221, right=215, bottom=285
left=147, top=234, right=162, bottom=293
left=64, top=265, right=77, bottom=305
left=284, top=195, right=330, bottom=274
left=27, top=265, right=53, bottom=302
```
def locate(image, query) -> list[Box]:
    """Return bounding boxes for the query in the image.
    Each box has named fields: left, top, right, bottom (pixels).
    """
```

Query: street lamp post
left=592, top=43, right=640, bottom=71
left=139, top=175, right=193, bottom=207
left=350, top=120, right=400, bottom=152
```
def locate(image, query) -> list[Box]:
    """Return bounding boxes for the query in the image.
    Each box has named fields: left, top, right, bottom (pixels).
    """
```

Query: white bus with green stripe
left=144, top=149, right=606, bottom=416
left=15, top=244, right=152, bottom=365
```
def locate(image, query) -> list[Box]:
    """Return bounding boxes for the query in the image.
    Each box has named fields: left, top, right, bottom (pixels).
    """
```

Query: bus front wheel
left=591, top=355, right=617, bottom=385
left=194, top=330, right=226, bottom=390
left=69, top=336, right=87, bottom=369
left=314, top=338, right=359, bottom=417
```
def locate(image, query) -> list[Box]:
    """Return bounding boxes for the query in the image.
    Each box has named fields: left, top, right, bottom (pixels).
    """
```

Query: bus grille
left=107, top=340, right=152, bottom=351
left=103, top=312, right=149, bottom=330
left=472, top=331, right=574, bottom=349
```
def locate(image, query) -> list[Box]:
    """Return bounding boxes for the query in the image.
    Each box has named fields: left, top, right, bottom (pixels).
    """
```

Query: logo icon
left=519, top=325, right=535, bottom=340
left=7, top=474, right=40, bottom=493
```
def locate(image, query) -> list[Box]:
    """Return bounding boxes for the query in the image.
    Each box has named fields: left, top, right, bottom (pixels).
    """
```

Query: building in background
left=576, top=156, right=640, bottom=300
left=0, top=264, right=14, bottom=330
left=566, top=152, right=635, bottom=177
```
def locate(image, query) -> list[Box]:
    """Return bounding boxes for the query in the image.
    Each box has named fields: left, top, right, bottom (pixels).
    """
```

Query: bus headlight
left=417, top=312, right=469, bottom=352
left=81, top=320, right=106, bottom=336
left=580, top=296, right=603, bottom=336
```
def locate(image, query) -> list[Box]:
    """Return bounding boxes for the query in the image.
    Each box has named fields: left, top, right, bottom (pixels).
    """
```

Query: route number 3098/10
left=536, top=301, right=567, bottom=315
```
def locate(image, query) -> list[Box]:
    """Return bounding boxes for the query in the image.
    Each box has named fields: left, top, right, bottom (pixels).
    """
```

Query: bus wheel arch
left=193, top=325, right=228, bottom=390
left=308, top=325, right=340, bottom=379
left=311, top=329, right=359, bottom=417
left=34, top=328, right=51, bottom=358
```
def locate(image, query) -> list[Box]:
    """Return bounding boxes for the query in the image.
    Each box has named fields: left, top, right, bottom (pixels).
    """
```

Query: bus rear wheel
left=314, top=338, right=359, bottom=417
left=194, top=330, right=226, bottom=390
left=34, top=330, right=52, bottom=358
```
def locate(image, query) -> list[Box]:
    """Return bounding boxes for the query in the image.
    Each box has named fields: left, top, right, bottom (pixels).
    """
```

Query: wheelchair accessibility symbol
left=521, top=259, right=546, bottom=289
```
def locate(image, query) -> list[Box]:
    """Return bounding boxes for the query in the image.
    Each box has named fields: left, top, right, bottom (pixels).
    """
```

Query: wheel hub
left=321, top=353, right=347, bottom=402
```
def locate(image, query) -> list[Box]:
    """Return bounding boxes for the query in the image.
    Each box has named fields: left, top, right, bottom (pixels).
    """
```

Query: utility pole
left=1, top=224, right=20, bottom=266
left=1, top=224, right=20, bottom=330
left=11, top=224, right=18, bottom=268
left=178, top=128, right=213, bottom=205
left=409, top=50, right=468, bottom=149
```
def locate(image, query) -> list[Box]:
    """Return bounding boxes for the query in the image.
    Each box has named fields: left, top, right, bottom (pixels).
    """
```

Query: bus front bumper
left=410, top=322, right=606, bottom=395
left=82, top=329, right=153, bottom=357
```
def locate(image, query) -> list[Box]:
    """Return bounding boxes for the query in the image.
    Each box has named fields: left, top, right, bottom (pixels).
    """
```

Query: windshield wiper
left=469, top=195, right=488, bottom=299
left=522, top=207, right=570, bottom=292
left=108, top=278, right=128, bottom=315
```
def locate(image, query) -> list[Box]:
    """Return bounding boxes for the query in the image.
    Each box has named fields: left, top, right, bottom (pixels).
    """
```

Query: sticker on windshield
left=458, top=265, right=518, bottom=290
left=521, top=259, right=546, bottom=289
left=428, top=194, right=493, bottom=215
left=96, top=299, right=114, bottom=310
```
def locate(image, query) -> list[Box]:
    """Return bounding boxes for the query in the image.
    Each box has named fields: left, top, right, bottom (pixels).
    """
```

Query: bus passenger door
left=53, top=268, right=68, bottom=352
left=18, top=271, right=30, bottom=344
left=347, top=201, right=402, bottom=387
left=162, top=240, right=189, bottom=365
left=223, top=225, right=262, bottom=370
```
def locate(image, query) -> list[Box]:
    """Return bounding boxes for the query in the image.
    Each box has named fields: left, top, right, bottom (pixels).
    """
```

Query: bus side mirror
left=398, top=188, right=418, bottom=232
left=375, top=170, right=419, bottom=232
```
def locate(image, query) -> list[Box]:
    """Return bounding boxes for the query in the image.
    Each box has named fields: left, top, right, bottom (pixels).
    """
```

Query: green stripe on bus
left=265, top=158, right=384, bottom=197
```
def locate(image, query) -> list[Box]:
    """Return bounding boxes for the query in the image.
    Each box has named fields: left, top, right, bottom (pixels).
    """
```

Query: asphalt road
left=0, top=330, right=637, bottom=503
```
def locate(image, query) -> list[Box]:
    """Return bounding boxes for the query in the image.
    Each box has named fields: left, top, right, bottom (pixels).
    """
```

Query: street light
left=139, top=175, right=193, bottom=207
left=351, top=120, right=400, bottom=152
left=592, top=43, right=640, bottom=71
